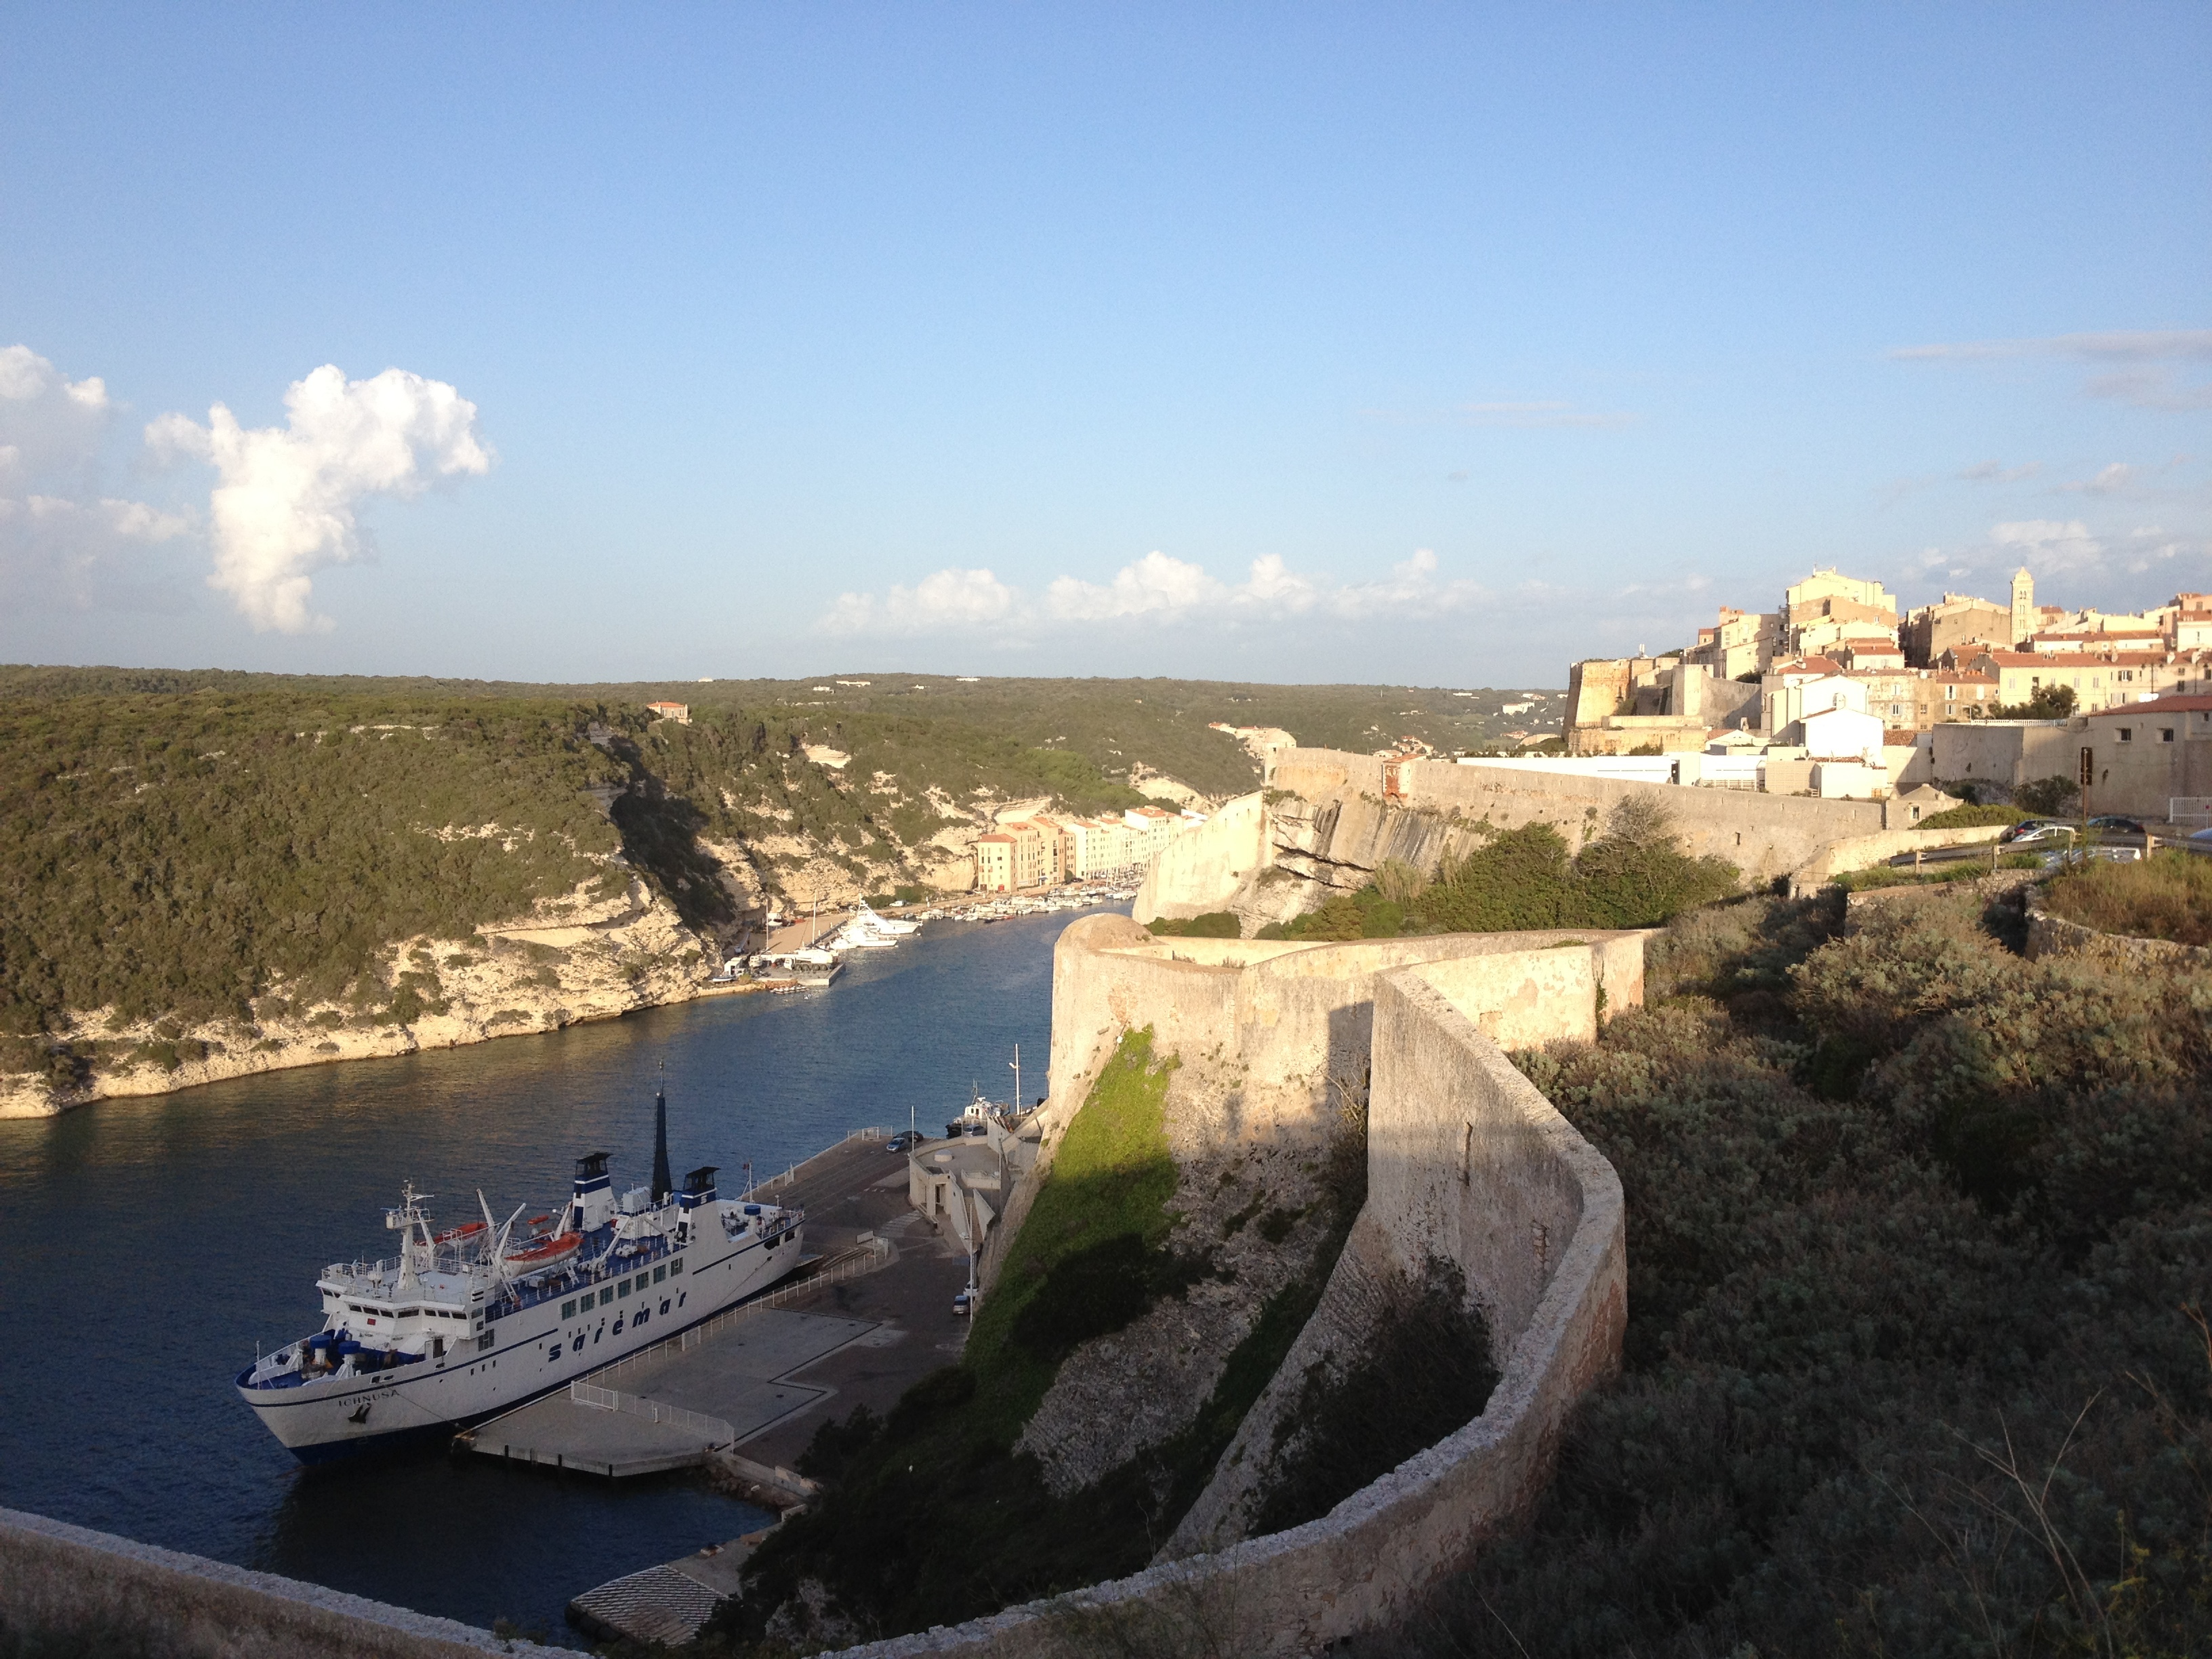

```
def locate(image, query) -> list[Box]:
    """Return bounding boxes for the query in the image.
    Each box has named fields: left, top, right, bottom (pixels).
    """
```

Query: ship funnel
left=651, top=1073, right=674, bottom=1205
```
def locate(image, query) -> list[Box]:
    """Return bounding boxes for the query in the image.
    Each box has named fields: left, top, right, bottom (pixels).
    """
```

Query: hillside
left=0, top=666, right=1559, bottom=1113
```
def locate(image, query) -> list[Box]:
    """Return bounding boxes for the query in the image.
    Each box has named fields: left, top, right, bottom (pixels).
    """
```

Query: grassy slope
left=729, top=1030, right=1349, bottom=1646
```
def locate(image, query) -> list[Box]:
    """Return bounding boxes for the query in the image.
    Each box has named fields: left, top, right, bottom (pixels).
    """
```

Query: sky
left=2, top=4, right=2208, bottom=689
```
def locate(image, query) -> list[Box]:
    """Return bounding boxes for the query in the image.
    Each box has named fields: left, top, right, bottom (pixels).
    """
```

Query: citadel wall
left=856, top=916, right=1631, bottom=1657
left=0, top=1507, right=512, bottom=1659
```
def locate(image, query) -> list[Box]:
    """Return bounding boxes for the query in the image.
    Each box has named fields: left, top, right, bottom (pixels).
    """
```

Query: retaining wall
left=2025, top=889, right=2212, bottom=969
left=0, top=1507, right=514, bottom=1658
left=840, top=920, right=1630, bottom=1657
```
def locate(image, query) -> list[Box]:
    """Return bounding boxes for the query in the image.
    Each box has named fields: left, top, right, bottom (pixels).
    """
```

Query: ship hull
left=240, top=1223, right=805, bottom=1461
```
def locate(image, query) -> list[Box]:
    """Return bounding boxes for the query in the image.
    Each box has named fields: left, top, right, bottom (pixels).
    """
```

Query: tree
left=1994, top=684, right=2077, bottom=720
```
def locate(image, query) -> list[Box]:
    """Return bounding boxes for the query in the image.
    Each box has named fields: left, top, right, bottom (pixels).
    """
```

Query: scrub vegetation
left=1914, top=800, right=2028, bottom=830
left=1258, top=799, right=1738, bottom=941
left=721, top=1027, right=1368, bottom=1648
left=0, top=690, right=630, bottom=1078
left=1375, top=888, right=2212, bottom=1658
left=2043, top=849, right=2212, bottom=947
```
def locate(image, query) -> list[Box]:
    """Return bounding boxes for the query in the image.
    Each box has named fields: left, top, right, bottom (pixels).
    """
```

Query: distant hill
left=0, top=665, right=1560, bottom=1111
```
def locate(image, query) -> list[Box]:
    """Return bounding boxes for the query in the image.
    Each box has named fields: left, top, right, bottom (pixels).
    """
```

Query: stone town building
left=1928, top=720, right=2078, bottom=794
left=642, top=700, right=691, bottom=724
left=1903, top=592, right=2015, bottom=665
left=2081, top=695, right=2212, bottom=822
left=1782, top=569, right=1899, bottom=657
left=1952, top=649, right=2212, bottom=713
left=972, top=819, right=1059, bottom=893
left=1854, top=669, right=1999, bottom=731
left=1683, top=606, right=1784, bottom=680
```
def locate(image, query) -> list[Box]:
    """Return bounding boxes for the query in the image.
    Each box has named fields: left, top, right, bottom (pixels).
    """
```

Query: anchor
left=348, top=1402, right=372, bottom=1426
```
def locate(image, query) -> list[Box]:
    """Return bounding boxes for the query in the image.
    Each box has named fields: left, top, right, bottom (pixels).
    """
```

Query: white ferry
left=234, top=1089, right=804, bottom=1462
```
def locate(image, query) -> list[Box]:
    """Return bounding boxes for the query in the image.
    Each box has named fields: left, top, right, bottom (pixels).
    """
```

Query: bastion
left=827, top=913, right=1633, bottom=1657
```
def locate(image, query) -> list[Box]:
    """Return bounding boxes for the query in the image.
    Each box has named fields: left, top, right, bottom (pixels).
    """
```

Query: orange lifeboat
left=503, top=1231, right=581, bottom=1271
left=434, top=1221, right=488, bottom=1244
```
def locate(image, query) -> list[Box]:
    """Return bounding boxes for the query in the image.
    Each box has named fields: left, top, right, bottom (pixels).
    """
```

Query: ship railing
left=568, top=1381, right=733, bottom=1444
left=573, top=1238, right=895, bottom=1397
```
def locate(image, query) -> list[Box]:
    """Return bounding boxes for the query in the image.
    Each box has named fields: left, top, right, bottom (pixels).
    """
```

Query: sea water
left=0, top=905, right=1115, bottom=1641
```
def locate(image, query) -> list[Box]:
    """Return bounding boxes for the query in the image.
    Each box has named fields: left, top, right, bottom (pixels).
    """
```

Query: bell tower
left=2009, top=567, right=2035, bottom=647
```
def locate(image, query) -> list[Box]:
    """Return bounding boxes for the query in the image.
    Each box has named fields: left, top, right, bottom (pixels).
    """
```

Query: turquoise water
left=0, top=905, right=1113, bottom=1641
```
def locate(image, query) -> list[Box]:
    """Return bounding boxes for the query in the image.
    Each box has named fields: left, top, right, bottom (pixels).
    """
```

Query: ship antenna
left=652, top=1061, right=674, bottom=1206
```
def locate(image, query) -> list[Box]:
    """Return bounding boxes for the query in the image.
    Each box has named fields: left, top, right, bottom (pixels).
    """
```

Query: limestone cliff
left=0, top=873, right=712, bottom=1120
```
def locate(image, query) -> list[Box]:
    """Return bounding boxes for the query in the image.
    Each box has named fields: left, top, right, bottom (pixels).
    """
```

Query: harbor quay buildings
left=972, top=804, right=1203, bottom=893
left=1562, top=567, right=2212, bottom=819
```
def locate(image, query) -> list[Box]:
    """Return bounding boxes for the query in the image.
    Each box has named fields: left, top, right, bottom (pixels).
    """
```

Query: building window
left=2117, top=729, right=2132, bottom=742
left=2162, top=728, right=2175, bottom=742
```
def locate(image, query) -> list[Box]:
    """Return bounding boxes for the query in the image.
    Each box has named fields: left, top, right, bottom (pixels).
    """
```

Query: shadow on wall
left=823, top=916, right=1630, bottom=1658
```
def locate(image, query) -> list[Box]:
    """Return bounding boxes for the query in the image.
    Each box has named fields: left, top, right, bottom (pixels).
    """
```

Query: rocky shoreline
left=0, top=877, right=720, bottom=1122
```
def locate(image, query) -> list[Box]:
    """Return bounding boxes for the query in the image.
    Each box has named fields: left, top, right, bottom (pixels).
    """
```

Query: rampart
left=1134, top=747, right=2004, bottom=930
left=837, top=916, right=1630, bottom=1657
left=1275, top=749, right=1884, bottom=886
left=1134, top=791, right=1269, bottom=921
left=0, top=1507, right=513, bottom=1658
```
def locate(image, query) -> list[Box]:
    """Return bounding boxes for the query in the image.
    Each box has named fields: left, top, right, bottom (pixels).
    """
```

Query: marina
left=0, top=902, right=1120, bottom=1643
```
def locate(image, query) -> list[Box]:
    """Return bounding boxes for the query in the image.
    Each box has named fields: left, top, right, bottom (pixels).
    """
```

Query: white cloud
left=0, top=344, right=112, bottom=491
left=1990, top=518, right=2106, bottom=573
left=1887, top=329, right=2212, bottom=363
left=820, top=548, right=1485, bottom=639
left=1045, top=551, right=1228, bottom=621
left=149, top=364, right=491, bottom=633
left=0, top=344, right=193, bottom=610
left=1958, top=459, right=2042, bottom=483
left=1889, top=329, right=2212, bottom=411
left=821, top=567, right=1017, bottom=636
left=2063, top=462, right=2138, bottom=495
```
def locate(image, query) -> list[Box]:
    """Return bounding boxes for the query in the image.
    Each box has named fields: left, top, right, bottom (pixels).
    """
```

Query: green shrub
left=1914, top=800, right=2025, bottom=829
left=1399, top=893, right=2212, bottom=1658
left=1147, top=911, right=1240, bottom=938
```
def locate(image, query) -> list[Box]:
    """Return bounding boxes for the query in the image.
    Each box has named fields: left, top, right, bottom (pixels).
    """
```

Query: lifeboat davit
left=503, top=1231, right=581, bottom=1271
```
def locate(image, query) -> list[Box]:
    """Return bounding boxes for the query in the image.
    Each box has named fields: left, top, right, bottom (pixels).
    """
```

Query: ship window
left=618, top=1278, right=631, bottom=1298
left=561, top=1299, right=577, bottom=1319
left=598, top=1288, right=613, bottom=1307
left=653, top=1266, right=666, bottom=1284
left=477, top=1332, right=493, bottom=1351
left=670, top=1257, right=683, bottom=1275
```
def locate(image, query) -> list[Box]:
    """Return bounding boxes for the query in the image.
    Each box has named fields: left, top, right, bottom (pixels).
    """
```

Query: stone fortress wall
left=835, top=914, right=1633, bottom=1657
left=0, top=1506, right=514, bottom=1658
left=1136, top=747, right=2005, bottom=928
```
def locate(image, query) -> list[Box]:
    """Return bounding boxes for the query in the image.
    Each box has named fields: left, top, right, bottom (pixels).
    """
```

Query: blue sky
left=3, top=4, right=2207, bottom=687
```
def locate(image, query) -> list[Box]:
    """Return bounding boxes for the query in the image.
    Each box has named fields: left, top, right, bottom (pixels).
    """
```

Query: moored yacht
left=234, top=1084, right=804, bottom=1461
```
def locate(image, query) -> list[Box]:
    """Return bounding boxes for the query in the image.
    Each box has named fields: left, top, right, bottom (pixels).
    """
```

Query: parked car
left=953, top=1288, right=979, bottom=1316
left=2005, top=821, right=2078, bottom=847
left=2190, top=826, right=2212, bottom=845
left=886, top=1131, right=923, bottom=1154
left=2089, top=815, right=2147, bottom=836
left=1999, top=818, right=2057, bottom=844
